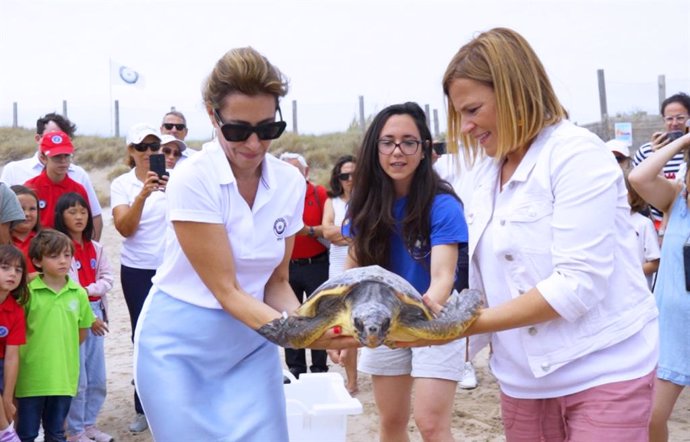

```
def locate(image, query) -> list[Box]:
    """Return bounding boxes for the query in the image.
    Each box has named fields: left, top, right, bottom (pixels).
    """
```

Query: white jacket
left=466, top=120, right=658, bottom=377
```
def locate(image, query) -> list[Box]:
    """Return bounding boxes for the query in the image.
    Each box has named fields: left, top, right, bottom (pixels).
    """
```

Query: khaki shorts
left=358, top=337, right=467, bottom=381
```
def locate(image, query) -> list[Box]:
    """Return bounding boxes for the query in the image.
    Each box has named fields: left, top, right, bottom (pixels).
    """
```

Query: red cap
left=40, top=131, right=74, bottom=157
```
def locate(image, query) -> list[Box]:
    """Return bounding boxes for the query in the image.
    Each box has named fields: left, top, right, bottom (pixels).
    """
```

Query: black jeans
left=121, top=264, right=156, bottom=415
left=284, top=258, right=329, bottom=374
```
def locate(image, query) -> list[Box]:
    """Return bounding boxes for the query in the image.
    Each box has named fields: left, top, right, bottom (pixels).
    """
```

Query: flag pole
left=109, top=58, right=113, bottom=136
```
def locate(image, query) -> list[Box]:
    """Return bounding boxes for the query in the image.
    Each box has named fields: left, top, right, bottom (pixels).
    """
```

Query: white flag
left=110, top=60, right=145, bottom=88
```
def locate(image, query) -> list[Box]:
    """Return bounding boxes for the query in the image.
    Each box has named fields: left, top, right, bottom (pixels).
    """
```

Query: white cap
left=606, top=139, right=631, bottom=158
left=160, top=134, right=187, bottom=152
left=126, top=123, right=161, bottom=145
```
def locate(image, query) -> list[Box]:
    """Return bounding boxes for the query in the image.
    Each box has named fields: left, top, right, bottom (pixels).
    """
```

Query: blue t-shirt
left=389, top=193, right=468, bottom=294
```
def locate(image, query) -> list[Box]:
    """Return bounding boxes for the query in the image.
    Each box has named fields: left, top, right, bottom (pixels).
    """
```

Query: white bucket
left=284, top=371, right=362, bottom=442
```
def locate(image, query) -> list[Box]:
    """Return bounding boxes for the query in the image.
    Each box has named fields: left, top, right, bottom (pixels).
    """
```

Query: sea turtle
left=257, top=265, right=483, bottom=349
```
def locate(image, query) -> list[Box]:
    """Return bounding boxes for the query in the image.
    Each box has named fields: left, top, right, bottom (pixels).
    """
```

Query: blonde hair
left=202, top=47, right=288, bottom=110
left=442, top=27, right=568, bottom=161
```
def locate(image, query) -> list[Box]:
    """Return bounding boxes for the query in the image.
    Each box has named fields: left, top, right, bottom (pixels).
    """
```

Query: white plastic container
left=284, top=371, right=362, bottom=442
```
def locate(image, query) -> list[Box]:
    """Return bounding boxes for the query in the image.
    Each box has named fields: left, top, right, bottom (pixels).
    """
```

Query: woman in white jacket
left=439, top=27, right=658, bottom=441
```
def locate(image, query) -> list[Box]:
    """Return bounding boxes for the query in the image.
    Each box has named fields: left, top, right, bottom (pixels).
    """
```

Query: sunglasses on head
left=162, top=123, right=186, bottom=131
left=337, top=173, right=353, bottom=181
left=213, top=108, right=286, bottom=142
left=132, top=142, right=161, bottom=152
left=162, top=147, right=182, bottom=158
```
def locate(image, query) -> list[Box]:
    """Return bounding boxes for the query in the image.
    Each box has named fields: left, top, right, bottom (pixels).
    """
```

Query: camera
left=667, top=131, right=685, bottom=142
left=432, top=141, right=447, bottom=155
left=683, top=242, right=690, bottom=292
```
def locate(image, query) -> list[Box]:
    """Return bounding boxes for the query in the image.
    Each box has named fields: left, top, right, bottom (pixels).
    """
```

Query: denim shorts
left=358, top=337, right=466, bottom=381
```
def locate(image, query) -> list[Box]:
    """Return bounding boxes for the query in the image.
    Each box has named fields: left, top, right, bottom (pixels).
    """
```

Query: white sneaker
left=128, top=413, right=149, bottom=433
left=458, top=361, right=478, bottom=389
left=85, top=426, right=114, bottom=442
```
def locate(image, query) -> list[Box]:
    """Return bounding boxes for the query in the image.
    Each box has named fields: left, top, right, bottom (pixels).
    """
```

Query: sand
left=91, top=212, right=690, bottom=442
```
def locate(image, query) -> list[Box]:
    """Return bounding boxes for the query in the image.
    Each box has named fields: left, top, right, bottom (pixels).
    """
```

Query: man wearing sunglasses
left=160, top=111, right=196, bottom=164
left=279, top=152, right=330, bottom=380
left=1, top=113, right=104, bottom=240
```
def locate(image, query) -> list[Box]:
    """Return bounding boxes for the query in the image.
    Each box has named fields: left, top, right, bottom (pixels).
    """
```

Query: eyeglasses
left=162, top=147, right=182, bottom=158
left=377, top=139, right=423, bottom=155
left=663, top=114, right=688, bottom=124
left=132, top=142, right=161, bottom=152
left=213, top=108, right=286, bottom=142
left=338, top=173, right=353, bottom=181
left=162, top=123, right=186, bottom=131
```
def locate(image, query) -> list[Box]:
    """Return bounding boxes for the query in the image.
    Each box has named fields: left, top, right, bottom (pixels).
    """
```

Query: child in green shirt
left=15, top=229, right=94, bottom=442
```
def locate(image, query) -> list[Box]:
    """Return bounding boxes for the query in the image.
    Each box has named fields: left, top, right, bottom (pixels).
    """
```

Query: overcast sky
left=1, top=0, right=688, bottom=140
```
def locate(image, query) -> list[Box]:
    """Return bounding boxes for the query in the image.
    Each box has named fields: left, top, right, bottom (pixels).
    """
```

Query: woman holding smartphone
left=109, top=123, right=166, bottom=434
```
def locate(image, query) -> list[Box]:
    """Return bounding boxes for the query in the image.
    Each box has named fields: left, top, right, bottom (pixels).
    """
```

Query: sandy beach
left=91, top=212, right=690, bottom=442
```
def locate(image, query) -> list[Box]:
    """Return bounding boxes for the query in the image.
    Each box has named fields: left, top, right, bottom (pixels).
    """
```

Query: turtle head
left=350, top=281, right=395, bottom=347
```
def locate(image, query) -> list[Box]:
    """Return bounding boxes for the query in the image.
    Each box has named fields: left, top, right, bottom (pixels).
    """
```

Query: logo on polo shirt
left=76, top=261, right=82, bottom=270
left=0, top=326, right=8, bottom=338
left=68, top=300, right=78, bottom=311
left=273, top=217, right=287, bottom=239
left=90, top=258, right=97, bottom=269
left=39, top=200, right=47, bottom=209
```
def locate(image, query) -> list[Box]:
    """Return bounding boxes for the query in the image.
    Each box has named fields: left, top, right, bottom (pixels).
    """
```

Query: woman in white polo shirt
left=109, top=123, right=165, bottom=433
left=133, top=47, right=355, bottom=442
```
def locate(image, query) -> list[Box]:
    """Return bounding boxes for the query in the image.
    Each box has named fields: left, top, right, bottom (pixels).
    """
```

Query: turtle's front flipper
left=402, top=288, right=484, bottom=342
left=257, top=315, right=332, bottom=349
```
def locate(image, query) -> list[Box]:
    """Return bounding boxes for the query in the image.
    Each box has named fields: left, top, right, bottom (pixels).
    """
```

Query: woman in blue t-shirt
left=342, top=102, right=469, bottom=441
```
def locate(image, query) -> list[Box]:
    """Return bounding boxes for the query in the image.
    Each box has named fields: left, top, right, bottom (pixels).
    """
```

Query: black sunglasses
left=337, top=173, right=353, bottom=181
left=132, top=142, right=161, bottom=152
left=162, top=123, right=186, bottom=131
left=213, top=108, right=286, bottom=142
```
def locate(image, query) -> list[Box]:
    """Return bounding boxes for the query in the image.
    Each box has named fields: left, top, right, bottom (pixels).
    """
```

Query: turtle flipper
left=391, top=289, right=483, bottom=342
left=256, top=315, right=334, bottom=349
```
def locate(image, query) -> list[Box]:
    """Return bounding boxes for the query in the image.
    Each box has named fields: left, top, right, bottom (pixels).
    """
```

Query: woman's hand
left=308, top=326, right=361, bottom=350
left=650, top=131, right=669, bottom=151
left=139, top=171, right=165, bottom=199
left=422, top=293, right=444, bottom=316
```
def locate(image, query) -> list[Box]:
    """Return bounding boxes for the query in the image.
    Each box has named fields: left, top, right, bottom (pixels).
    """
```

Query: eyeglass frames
left=162, top=123, right=186, bottom=131
left=213, top=108, right=287, bottom=142
left=377, top=139, right=425, bottom=155
left=132, top=142, right=161, bottom=152
left=162, top=147, right=182, bottom=158
left=663, top=114, right=688, bottom=124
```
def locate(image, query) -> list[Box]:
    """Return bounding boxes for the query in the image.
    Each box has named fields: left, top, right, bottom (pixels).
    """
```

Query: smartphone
left=432, top=141, right=447, bottom=155
left=667, top=131, right=685, bottom=142
left=149, top=153, right=167, bottom=179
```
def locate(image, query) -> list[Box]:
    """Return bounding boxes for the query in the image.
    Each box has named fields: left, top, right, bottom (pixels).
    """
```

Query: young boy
left=23, top=131, right=91, bottom=229
left=15, top=229, right=94, bottom=442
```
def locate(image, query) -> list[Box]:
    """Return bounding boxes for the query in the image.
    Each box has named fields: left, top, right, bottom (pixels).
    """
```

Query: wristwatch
left=308, top=226, right=315, bottom=237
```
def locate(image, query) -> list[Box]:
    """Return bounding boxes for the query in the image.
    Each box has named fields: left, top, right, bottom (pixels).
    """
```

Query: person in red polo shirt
left=24, top=131, right=91, bottom=229
left=279, top=152, right=330, bottom=379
